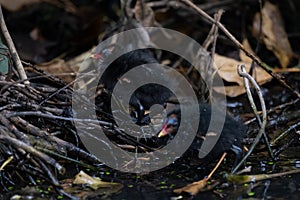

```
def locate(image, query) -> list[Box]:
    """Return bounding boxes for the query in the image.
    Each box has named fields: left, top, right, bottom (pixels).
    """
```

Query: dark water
left=106, top=159, right=300, bottom=200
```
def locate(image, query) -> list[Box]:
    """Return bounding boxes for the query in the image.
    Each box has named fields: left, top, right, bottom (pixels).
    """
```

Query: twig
left=173, top=153, right=227, bottom=195
left=232, top=65, right=269, bottom=174
left=10, top=116, right=101, bottom=163
left=36, top=158, right=60, bottom=186
left=244, top=98, right=299, bottom=125
left=202, top=10, right=224, bottom=49
left=273, top=137, right=295, bottom=157
left=0, top=96, right=64, bottom=115
left=39, top=68, right=97, bottom=105
left=22, top=60, right=67, bottom=86
left=36, top=147, right=99, bottom=170
left=271, top=121, right=300, bottom=146
left=239, top=65, right=274, bottom=160
left=0, top=113, right=30, bottom=144
left=206, top=152, right=227, bottom=180
left=0, top=129, right=65, bottom=174
left=228, top=168, right=300, bottom=185
left=203, top=9, right=224, bottom=100
left=0, top=5, right=29, bottom=84
left=0, top=156, right=13, bottom=171
left=178, top=0, right=300, bottom=99
left=5, top=111, right=114, bottom=127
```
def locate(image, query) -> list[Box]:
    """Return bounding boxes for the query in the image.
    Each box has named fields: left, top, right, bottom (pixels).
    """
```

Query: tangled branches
left=0, top=64, right=100, bottom=195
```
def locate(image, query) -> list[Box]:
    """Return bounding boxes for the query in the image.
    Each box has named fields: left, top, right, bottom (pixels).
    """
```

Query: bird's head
left=158, top=112, right=180, bottom=138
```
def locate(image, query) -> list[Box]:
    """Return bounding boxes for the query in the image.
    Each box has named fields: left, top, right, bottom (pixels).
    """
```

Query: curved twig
left=239, top=65, right=274, bottom=160
left=232, top=65, right=269, bottom=174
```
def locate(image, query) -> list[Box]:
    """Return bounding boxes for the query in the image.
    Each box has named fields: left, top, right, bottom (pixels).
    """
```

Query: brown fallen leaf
left=215, top=38, right=298, bottom=97
left=36, top=48, right=93, bottom=83
left=174, top=153, right=226, bottom=196
left=173, top=179, right=208, bottom=195
left=252, top=1, right=293, bottom=68
left=0, top=0, right=41, bottom=11
left=214, top=53, right=272, bottom=97
left=214, top=54, right=245, bottom=86
left=214, top=85, right=249, bottom=98
left=37, top=59, right=78, bottom=84
left=273, top=67, right=300, bottom=73
left=239, top=38, right=258, bottom=64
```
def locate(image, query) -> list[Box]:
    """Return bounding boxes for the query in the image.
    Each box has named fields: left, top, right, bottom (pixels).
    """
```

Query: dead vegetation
left=0, top=0, right=299, bottom=199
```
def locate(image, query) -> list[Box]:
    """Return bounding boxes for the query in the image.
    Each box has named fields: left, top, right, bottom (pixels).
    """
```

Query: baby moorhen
left=98, top=48, right=174, bottom=124
left=157, top=103, right=247, bottom=166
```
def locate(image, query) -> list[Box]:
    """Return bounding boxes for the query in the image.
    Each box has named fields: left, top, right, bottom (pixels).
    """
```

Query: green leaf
left=0, top=42, right=9, bottom=75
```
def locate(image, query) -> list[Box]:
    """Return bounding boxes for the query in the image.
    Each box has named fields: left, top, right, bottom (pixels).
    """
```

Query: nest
left=0, top=63, right=103, bottom=195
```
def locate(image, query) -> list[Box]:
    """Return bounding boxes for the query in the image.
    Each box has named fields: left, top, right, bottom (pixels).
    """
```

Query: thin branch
left=0, top=5, right=29, bottom=84
left=0, top=129, right=65, bottom=174
left=232, top=65, right=269, bottom=174
left=240, top=65, right=274, bottom=159
left=271, top=121, right=300, bottom=146
left=206, top=152, right=227, bottom=180
left=178, top=0, right=300, bottom=99
left=5, top=110, right=114, bottom=127
left=205, top=10, right=224, bottom=100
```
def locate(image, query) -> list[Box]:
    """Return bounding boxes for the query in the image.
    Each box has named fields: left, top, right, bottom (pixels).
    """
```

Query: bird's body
left=96, top=48, right=174, bottom=123
left=94, top=46, right=246, bottom=165
left=157, top=103, right=247, bottom=165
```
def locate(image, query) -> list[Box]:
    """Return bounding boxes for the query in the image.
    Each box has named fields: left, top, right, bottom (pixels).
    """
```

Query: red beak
left=158, top=123, right=169, bottom=138
left=157, top=116, right=179, bottom=138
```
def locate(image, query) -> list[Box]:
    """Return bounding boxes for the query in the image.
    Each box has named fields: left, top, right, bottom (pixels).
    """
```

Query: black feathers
left=158, top=103, right=247, bottom=163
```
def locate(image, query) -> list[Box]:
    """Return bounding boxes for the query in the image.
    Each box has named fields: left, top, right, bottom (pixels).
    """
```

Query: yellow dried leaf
left=214, top=53, right=272, bottom=97
left=215, top=54, right=272, bottom=85
left=73, top=171, right=122, bottom=190
left=214, top=54, right=246, bottom=86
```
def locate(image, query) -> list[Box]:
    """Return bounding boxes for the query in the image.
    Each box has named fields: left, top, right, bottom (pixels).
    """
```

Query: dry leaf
left=214, top=85, right=248, bottom=98
left=239, top=39, right=257, bottom=64
left=36, top=48, right=93, bottom=83
left=215, top=54, right=272, bottom=86
left=173, top=179, right=208, bottom=196
left=252, top=1, right=293, bottom=68
left=73, top=170, right=122, bottom=190
left=0, top=0, right=41, bottom=11
left=37, top=59, right=78, bottom=83
left=215, top=54, right=246, bottom=86
left=214, top=53, right=272, bottom=97
left=274, top=67, right=300, bottom=73
left=61, top=171, right=123, bottom=199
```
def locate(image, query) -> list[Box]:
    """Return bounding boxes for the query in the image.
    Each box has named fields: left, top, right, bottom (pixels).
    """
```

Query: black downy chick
left=157, top=103, right=247, bottom=167
left=97, top=48, right=173, bottom=124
